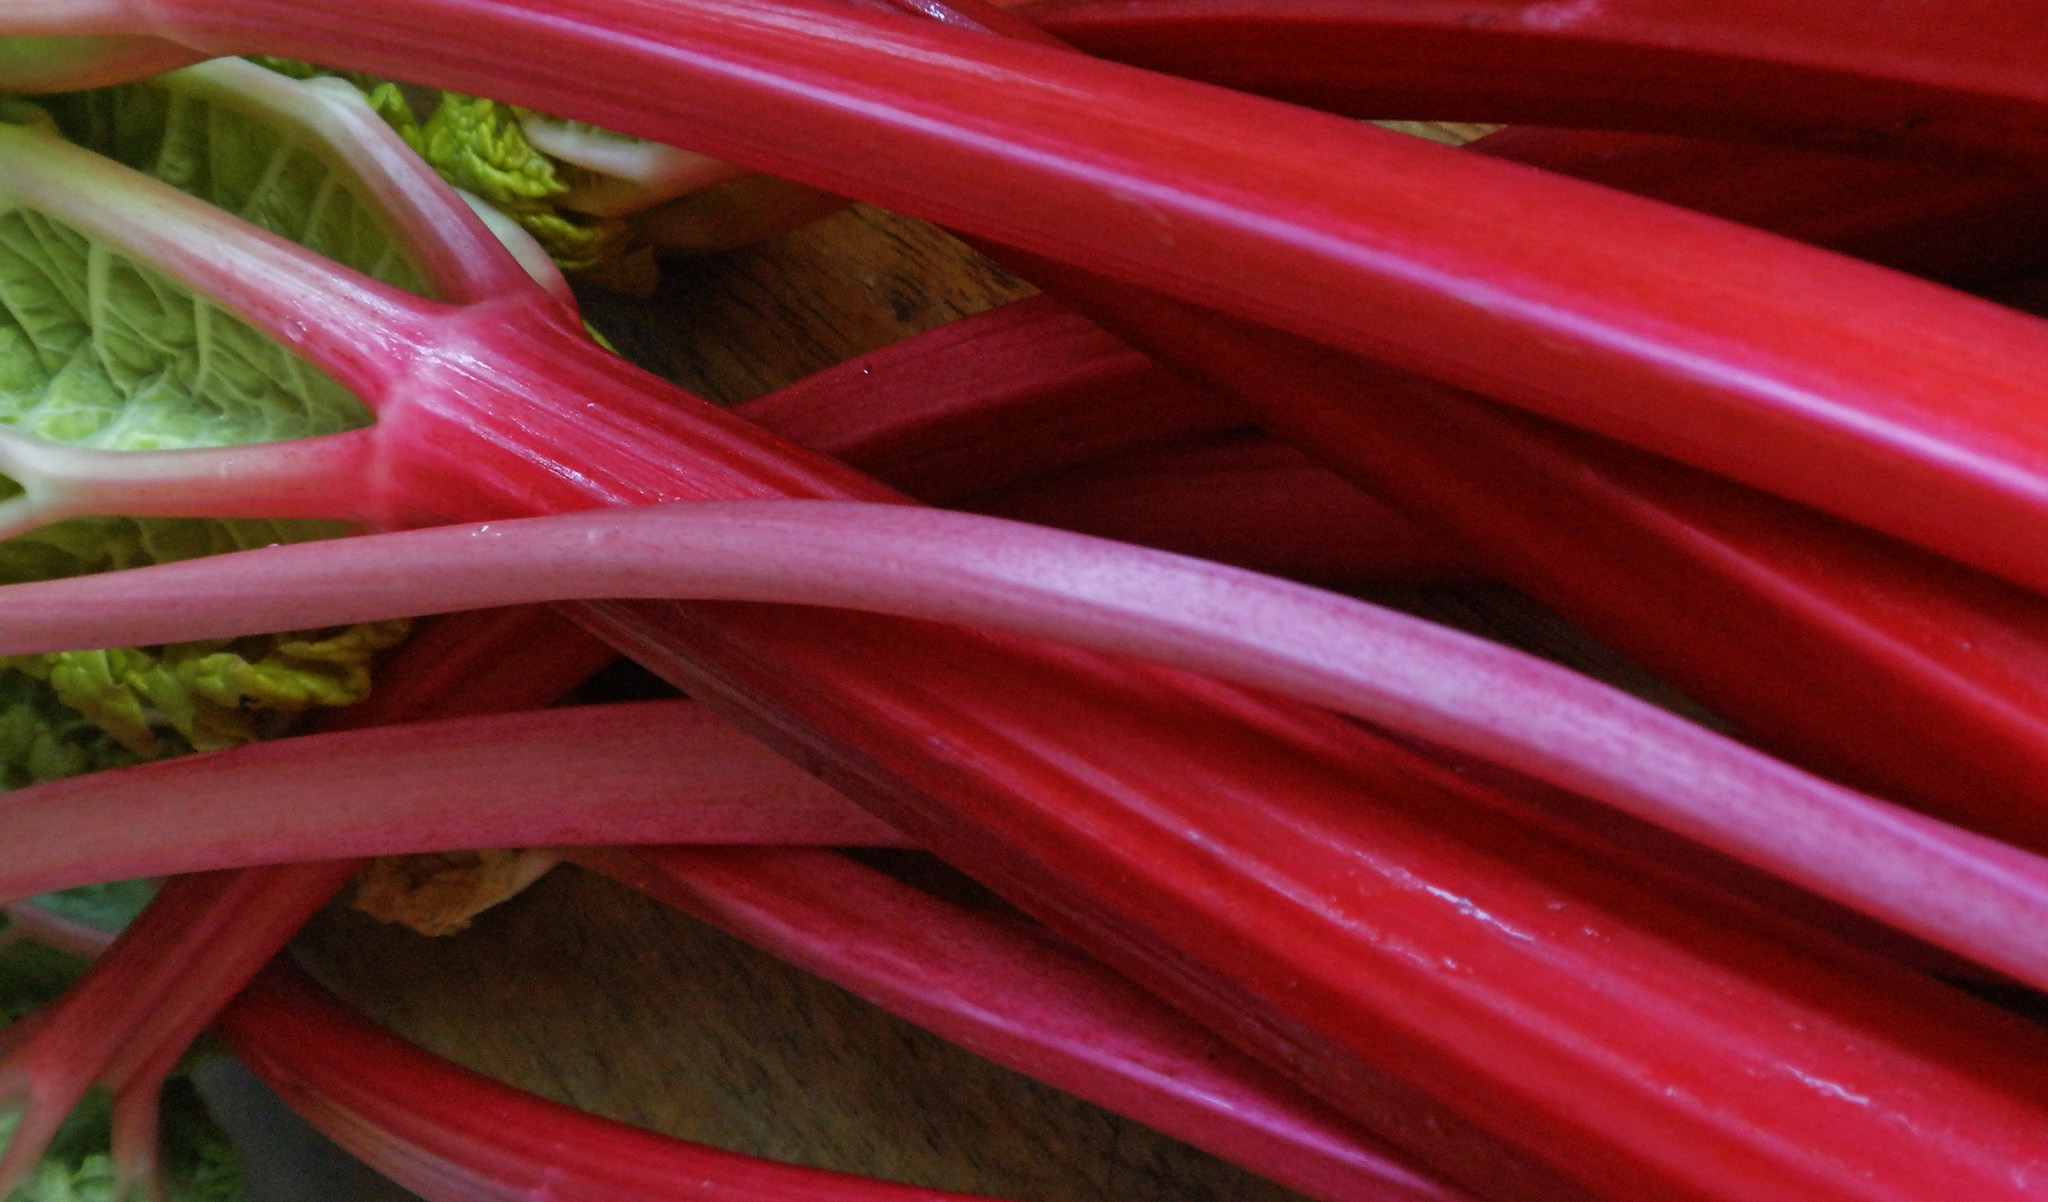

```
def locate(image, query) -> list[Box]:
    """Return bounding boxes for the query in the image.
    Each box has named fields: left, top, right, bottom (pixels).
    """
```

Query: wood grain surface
left=579, top=203, right=1038, bottom=406
left=296, top=866, right=1308, bottom=1201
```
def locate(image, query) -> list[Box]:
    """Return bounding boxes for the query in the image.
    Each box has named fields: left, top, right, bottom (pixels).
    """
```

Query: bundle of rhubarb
left=4, top=2, right=2048, bottom=1199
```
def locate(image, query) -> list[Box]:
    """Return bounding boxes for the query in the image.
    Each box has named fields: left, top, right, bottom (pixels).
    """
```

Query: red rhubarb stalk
left=24, top=501, right=2048, bottom=1195
left=997, top=256, right=2048, bottom=853
left=1002, top=0, right=2048, bottom=158
left=223, top=963, right=1015, bottom=1202
left=735, top=298, right=1460, bottom=583
left=583, top=845, right=1469, bottom=1202
left=1465, top=127, right=2048, bottom=286
left=5, top=500, right=2048, bottom=992
left=729, top=294, right=1242, bottom=504
left=25, top=0, right=2048, bottom=601
left=965, top=434, right=1475, bottom=586
left=0, top=863, right=356, bottom=1197
left=320, top=605, right=619, bottom=729
left=901, top=0, right=2048, bottom=882
left=0, top=700, right=906, bottom=900
left=15, top=41, right=2048, bottom=1200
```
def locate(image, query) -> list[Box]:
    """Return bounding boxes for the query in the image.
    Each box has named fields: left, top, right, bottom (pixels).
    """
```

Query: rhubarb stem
left=0, top=700, right=906, bottom=899
left=1, top=500, right=2045, bottom=992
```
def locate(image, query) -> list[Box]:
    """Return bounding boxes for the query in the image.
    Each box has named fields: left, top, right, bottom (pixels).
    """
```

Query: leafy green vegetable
left=248, top=58, right=624, bottom=270
left=0, top=1081, right=242, bottom=1202
left=388, top=93, right=624, bottom=270
left=0, top=939, right=91, bottom=1028
left=0, top=210, right=374, bottom=450
left=8, top=618, right=410, bottom=755
left=0, top=80, right=412, bottom=786
left=0, top=935, right=243, bottom=1202
left=35, top=83, right=432, bottom=297
left=0, top=673, right=145, bottom=791
left=25, top=882, right=156, bottom=936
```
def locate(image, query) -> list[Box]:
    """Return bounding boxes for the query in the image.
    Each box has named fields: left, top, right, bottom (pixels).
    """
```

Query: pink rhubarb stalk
left=20, top=0, right=2048, bottom=602
left=582, top=844, right=1469, bottom=1202
left=0, top=863, right=356, bottom=1198
left=1008, top=0, right=2048, bottom=158
left=997, top=256, right=2048, bottom=854
left=5, top=500, right=2046, bottom=990
left=13, top=501, right=2048, bottom=1201
left=223, top=963, right=1016, bottom=1202
left=0, top=700, right=906, bottom=901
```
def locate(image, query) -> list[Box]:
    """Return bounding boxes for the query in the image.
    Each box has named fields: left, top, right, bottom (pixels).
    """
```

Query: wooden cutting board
left=292, top=203, right=1320, bottom=1202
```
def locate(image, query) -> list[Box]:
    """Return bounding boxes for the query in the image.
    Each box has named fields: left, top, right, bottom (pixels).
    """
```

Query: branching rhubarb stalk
left=21, top=2, right=2048, bottom=602
left=0, top=863, right=353, bottom=1199
left=0, top=61, right=1540, bottom=1195
left=13, top=40, right=2048, bottom=1201
left=581, top=845, right=1469, bottom=1202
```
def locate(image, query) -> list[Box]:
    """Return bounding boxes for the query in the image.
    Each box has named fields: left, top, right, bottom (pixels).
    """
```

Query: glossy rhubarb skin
left=998, top=254, right=2048, bottom=858
left=49, top=0, right=2048, bottom=606
left=734, top=296, right=1464, bottom=584
left=21, top=500, right=2048, bottom=988
left=223, top=963, right=1021, bottom=1202
left=19, top=49, right=2048, bottom=1199
left=566, top=602, right=2048, bottom=1202
left=583, top=845, right=1470, bottom=1202
left=34, top=499, right=2048, bottom=1200
left=1008, top=0, right=2048, bottom=160
left=35, top=0, right=2048, bottom=161
left=1464, top=128, right=2048, bottom=287
left=0, top=149, right=1560, bottom=1191
left=963, top=434, right=1477, bottom=587
left=728, top=294, right=1242, bottom=504
left=0, top=700, right=906, bottom=900
left=12, top=181, right=2048, bottom=1194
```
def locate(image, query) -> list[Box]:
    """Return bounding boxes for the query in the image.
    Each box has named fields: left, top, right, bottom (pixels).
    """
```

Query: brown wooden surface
left=581, top=203, right=1038, bottom=406
left=296, top=867, right=1307, bottom=1202
left=294, top=203, right=1314, bottom=1201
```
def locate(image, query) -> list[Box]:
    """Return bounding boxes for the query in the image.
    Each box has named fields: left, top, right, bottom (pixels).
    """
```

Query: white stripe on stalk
left=0, top=427, right=383, bottom=538
left=0, top=116, right=442, bottom=403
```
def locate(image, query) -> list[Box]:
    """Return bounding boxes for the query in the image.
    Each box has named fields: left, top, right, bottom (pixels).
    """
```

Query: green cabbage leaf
left=251, top=58, right=624, bottom=270
left=0, top=76, right=416, bottom=787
